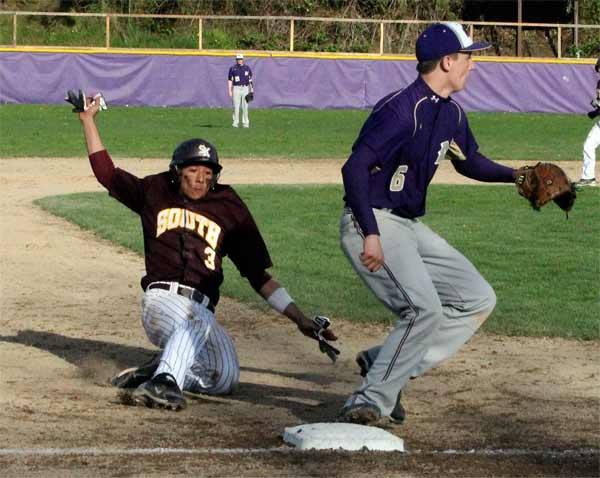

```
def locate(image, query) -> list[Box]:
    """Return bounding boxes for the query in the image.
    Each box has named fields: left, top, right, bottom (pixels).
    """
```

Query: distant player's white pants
left=232, top=85, right=250, bottom=127
left=582, top=120, right=600, bottom=180
left=340, top=208, right=496, bottom=416
left=141, top=288, right=240, bottom=395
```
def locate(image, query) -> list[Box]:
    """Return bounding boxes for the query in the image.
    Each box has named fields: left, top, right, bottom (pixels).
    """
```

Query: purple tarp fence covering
left=0, top=51, right=596, bottom=113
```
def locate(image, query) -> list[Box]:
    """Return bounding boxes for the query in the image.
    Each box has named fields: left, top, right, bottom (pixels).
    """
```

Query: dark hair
left=416, top=53, right=460, bottom=74
left=416, top=58, right=441, bottom=74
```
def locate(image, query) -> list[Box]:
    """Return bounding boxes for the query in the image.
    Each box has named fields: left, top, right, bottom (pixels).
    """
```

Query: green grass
left=0, top=104, right=592, bottom=160
left=35, top=185, right=600, bottom=340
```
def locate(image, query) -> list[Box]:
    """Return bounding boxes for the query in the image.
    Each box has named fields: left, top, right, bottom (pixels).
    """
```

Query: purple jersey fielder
left=343, top=75, right=514, bottom=236
left=338, top=22, right=518, bottom=426
left=228, top=53, right=253, bottom=128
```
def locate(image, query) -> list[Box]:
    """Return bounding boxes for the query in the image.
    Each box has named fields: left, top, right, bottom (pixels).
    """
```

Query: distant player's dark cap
left=416, top=22, right=491, bottom=62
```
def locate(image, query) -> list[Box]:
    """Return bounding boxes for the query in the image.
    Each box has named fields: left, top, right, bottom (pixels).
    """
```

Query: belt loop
left=169, top=282, right=178, bottom=294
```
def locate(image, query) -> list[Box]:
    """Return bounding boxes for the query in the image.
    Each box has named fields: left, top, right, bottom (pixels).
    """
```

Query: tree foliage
left=2, top=0, right=598, bottom=57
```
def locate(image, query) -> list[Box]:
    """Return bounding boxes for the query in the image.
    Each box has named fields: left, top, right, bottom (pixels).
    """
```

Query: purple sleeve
left=342, top=144, right=380, bottom=235
left=450, top=116, right=515, bottom=183
left=342, top=107, right=410, bottom=236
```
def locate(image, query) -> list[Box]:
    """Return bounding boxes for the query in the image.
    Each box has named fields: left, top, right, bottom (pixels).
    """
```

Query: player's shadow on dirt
left=0, top=329, right=157, bottom=379
left=0, top=330, right=347, bottom=419
left=226, top=381, right=344, bottom=422
left=240, top=366, right=339, bottom=386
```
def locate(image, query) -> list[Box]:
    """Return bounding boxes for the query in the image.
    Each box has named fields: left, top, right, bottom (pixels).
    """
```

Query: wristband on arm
left=267, top=287, right=293, bottom=314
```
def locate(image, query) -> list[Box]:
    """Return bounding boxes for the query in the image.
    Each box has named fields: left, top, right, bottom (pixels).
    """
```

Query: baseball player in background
left=338, top=22, right=523, bottom=425
left=575, top=57, right=600, bottom=188
left=74, top=99, right=337, bottom=411
left=228, top=53, right=253, bottom=128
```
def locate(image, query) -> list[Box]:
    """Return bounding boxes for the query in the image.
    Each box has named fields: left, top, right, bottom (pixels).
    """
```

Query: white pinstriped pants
left=141, top=288, right=240, bottom=395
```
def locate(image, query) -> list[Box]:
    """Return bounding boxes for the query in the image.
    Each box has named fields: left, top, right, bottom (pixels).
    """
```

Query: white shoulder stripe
left=412, top=97, right=428, bottom=136
left=450, top=99, right=462, bottom=124
left=373, top=89, right=405, bottom=113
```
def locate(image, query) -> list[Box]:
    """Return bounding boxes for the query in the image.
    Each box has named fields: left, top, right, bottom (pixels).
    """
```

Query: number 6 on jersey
left=390, top=165, right=409, bottom=192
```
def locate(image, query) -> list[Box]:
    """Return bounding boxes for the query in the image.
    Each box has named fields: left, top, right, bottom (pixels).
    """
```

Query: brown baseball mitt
left=515, top=162, right=576, bottom=216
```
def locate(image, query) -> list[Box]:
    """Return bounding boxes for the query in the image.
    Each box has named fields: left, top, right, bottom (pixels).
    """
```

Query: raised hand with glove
left=65, top=89, right=107, bottom=113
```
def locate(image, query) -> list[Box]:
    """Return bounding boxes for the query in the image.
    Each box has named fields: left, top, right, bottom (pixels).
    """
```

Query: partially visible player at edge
left=575, top=56, right=600, bottom=187
left=338, top=22, right=522, bottom=425
left=76, top=100, right=337, bottom=411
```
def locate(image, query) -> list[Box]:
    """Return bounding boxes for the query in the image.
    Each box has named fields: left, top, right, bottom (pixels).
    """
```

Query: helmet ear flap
left=169, top=165, right=180, bottom=186
left=211, top=171, right=220, bottom=190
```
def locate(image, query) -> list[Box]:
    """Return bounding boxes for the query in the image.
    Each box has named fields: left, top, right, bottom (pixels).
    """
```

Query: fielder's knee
left=474, top=285, right=496, bottom=328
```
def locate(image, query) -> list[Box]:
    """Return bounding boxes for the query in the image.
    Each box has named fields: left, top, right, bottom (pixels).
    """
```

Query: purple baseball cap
left=416, top=22, right=491, bottom=62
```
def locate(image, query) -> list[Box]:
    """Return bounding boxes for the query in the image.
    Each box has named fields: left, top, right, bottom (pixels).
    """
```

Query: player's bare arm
left=78, top=96, right=105, bottom=155
left=259, top=278, right=337, bottom=342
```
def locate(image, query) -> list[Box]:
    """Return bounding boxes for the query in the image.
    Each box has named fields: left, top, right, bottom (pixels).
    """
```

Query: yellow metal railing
left=1, top=11, right=598, bottom=58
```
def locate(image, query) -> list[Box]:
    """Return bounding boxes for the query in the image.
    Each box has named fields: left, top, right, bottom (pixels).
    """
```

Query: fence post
left=105, top=15, right=110, bottom=48
left=198, top=18, right=203, bottom=50
left=517, top=0, right=522, bottom=56
left=290, top=19, right=294, bottom=52
left=574, top=0, right=579, bottom=48
left=557, top=26, right=561, bottom=58
left=379, top=22, right=384, bottom=55
left=12, top=13, right=17, bottom=46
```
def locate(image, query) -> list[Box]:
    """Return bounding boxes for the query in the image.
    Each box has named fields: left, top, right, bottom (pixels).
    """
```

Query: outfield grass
left=35, top=185, right=600, bottom=340
left=0, top=104, right=591, bottom=161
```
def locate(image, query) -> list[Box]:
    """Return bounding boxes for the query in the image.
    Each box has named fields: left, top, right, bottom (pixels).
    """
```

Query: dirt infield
left=0, top=157, right=598, bottom=477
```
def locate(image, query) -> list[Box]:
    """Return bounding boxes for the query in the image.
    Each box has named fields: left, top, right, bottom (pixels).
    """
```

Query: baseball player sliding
left=338, top=22, right=572, bottom=425
left=70, top=93, right=337, bottom=411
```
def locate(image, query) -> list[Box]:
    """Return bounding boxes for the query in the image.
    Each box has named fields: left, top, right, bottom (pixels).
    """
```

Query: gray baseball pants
left=340, top=208, right=496, bottom=416
left=232, top=85, right=250, bottom=128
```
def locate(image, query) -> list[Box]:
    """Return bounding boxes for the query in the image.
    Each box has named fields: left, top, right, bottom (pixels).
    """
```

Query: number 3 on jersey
left=390, top=165, right=408, bottom=192
left=204, top=247, right=216, bottom=270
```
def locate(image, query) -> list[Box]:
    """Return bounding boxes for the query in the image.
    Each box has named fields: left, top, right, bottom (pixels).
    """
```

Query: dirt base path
left=0, top=157, right=597, bottom=477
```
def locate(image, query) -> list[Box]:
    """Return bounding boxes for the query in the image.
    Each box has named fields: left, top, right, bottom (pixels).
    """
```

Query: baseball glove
left=312, top=315, right=340, bottom=363
left=245, top=92, right=254, bottom=103
left=515, top=162, right=576, bottom=216
left=65, top=89, right=107, bottom=112
left=587, top=108, right=600, bottom=120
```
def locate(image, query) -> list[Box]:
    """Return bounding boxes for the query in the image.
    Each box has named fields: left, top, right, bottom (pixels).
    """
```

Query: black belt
left=147, top=282, right=215, bottom=312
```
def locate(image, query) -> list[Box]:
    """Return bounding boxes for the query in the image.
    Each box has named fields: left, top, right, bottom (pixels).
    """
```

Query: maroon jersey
left=91, top=151, right=272, bottom=306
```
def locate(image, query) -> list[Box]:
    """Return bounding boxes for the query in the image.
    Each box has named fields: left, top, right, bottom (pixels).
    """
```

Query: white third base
left=282, top=423, right=405, bottom=452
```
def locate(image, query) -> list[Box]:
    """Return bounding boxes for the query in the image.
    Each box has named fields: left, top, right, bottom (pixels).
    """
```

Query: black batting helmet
left=170, top=138, right=222, bottom=186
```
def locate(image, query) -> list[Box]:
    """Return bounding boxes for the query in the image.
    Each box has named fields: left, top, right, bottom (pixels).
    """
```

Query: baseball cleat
left=355, top=351, right=372, bottom=378
left=131, top=373, right=187, bottom=411
left=337, top=402, right=382, bottom=425
left=110, top=354, right=161, bottom=389
left=389, top=391, right=406, bottom=424
left=574, top=178, right=597, bottom=188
